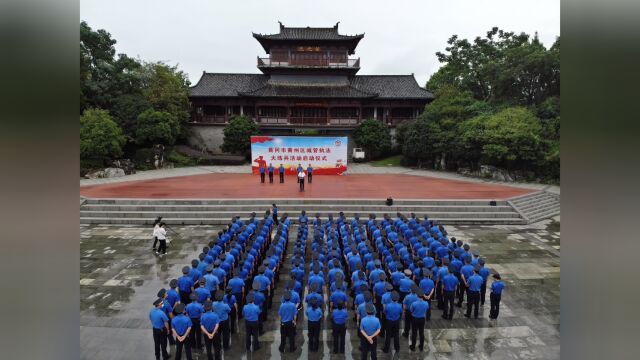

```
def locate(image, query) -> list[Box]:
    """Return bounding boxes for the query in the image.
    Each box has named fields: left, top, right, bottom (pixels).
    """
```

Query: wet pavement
left=80, top=218, right=560, bottom=359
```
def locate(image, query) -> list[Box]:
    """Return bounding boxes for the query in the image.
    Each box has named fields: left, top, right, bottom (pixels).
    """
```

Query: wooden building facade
left=189, top=22, right=434, bottom=130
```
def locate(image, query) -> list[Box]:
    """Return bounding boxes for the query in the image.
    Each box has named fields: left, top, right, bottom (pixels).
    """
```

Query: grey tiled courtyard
left=80, top=218, right=560, bottom=359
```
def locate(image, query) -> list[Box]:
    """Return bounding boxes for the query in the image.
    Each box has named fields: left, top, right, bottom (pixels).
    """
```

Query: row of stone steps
left=509, top=191, right=560, bottom=223
left=80, top=198, right=527, bottom=225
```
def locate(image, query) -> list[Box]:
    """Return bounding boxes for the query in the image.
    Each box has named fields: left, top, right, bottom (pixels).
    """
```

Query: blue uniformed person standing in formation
left=279, top=163, right=285, bottom=183
left=331, top=300, right=348, bottom=354
left=409, top=289, right=429, bottom=351
left=278, top=290, right=298, bottom=352
left=382, top=291, right=403, bottom=353
left=149, top=209, right=505, bottom=358
left=306, top=297, right=323, bottom=352
left=212, top=290, right=232, bottom=350
left=242, top=293, right=261, bottom=350
left=489, top=273, right=505, bottom=319
left=259, top=163, right=266, bottom=183
left=150, top=298, right=170, bottom=360
left=172, top=303, right=193, bottom=360
left=200, top=300, right=221, bottom=360
left=268, top=163, right=274, bottom=183
left=307, top=163, right=313, bottom=183
left=360, top=303, right=381, bottom=360
left=186, top=293, right=204, bottom=351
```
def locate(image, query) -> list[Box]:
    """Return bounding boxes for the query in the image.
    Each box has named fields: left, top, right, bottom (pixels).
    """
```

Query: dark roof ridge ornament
left=334, top=21, right=340, bottom=30
left=278, top=21, right=284, bottom=31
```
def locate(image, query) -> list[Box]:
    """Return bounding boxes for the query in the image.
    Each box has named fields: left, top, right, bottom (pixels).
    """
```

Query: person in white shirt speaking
left=298, top=170, right=306, bottom=191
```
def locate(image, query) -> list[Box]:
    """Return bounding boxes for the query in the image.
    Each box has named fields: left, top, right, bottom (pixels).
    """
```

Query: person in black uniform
left=279, top=164, right=285, bottom=183
left=268, top=163, right=274, bottom=183
left=307, top=163, right=313, bottom=184
left=271, top=203, right=279, bottom=226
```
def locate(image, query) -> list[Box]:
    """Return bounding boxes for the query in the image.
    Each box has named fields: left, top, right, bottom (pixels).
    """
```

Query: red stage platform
left=80, top=173, right=533, bottom=200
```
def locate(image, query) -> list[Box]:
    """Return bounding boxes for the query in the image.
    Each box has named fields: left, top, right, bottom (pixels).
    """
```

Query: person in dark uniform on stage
left=150, top=298, right=170, bottom=360
left=307, top=163, right=313, bottom=184
left=268, top=163, right=274, bottom=183
left=279, top=164, right=285, bottom=183
left=259, top=164, right=266, bottom=183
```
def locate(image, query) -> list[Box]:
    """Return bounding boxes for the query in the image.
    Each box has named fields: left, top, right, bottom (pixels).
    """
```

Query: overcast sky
left=80, top=0, right=560, bottom=87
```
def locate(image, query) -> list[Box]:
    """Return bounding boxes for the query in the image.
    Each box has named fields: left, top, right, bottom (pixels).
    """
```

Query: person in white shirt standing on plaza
left=156, top=222, right=168, bottom=256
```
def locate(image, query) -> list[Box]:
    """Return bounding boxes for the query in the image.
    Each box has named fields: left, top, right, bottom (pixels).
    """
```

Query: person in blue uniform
left=382, top=291, right=403, bottom=353
left=268, top=163, right=275, bottom=183
left=402, top=285, right=418, bottom=338
left=200, top=300, right=221, bottom=360
left=259, top=164, right=266, bottom=183
left=278, top=291, right=298, bottom=353
left=223, top=286, right=237, bottom=334
left=172, top=303, right=193, bottom=360
left=409, top=289, right=429, bottom=352
left=442, top=266, right=459, bottom=320
left=360, top=303, right=381, bottom=360
left=307, top=163, right=313, bottom=184
left=306, top=297, right=323, bottom=352
left=478, top=259, right=490, bottom=306
left=212, top=290, right=231, bottom=350
left=331, top=300, right=348, bottom=354
left=489, top=273, right=504, bottom=319
left=242, top=293, right=261, bottom=351
left=185, top=293, right=204, bottom=351
left=419, top=269, right=435, bottom=320
left=150, top=298, right=170, bottom=360
left=271, top=203, right=279, bottom=226
left=178, top=266, right=195, bottom=305
left=464, top=266, right=484, bottom=319
left=279, top=164, right=285, bottom=183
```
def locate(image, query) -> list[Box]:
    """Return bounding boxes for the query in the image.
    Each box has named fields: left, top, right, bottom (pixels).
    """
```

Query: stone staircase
left=80, top=198, right=528, bottom=226
left=508, top=191, right=560, bottom=223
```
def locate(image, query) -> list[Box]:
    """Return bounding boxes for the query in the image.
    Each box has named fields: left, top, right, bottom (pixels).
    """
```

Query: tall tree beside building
left=353, top=119, right=392, bottom=160
left=221, top=115, right=261, bottom=157
left=80, top=109, right=126, bottom=165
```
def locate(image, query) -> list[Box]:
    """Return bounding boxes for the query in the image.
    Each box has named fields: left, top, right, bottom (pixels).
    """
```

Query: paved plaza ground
left=80, top=217, right=560, bottom=360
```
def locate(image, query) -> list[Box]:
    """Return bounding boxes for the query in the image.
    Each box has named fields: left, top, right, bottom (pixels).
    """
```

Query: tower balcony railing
left=258, top=57, right=360, bottom=68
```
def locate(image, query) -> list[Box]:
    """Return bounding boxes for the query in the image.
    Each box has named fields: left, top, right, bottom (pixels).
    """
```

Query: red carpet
left=80, top=173, right=533, bottom=200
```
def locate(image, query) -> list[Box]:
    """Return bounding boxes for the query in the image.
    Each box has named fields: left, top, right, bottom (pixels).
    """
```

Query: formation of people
left=149, top=209, right=505, bottom=360
left=258, top=163, right=313, bottom=191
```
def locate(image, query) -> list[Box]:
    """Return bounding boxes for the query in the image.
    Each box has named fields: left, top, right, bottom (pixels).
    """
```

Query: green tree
left=353, top=119, right=392, bottom=160
left=221, top=115, right=260, bottom=156
left=428, top=28, right=560, bottom=106
left=142, top=62, right=191, bottom=123
left=80, top=108, right=126, bottom=163
left=135, top=109, right=181, bottom=146
left=460, top=107, right=543, bottom=169
left=402, top=118, right=440, bottom=168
